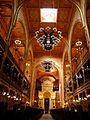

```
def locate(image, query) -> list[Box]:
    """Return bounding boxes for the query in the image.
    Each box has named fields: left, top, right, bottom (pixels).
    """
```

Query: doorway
left=44, top=98, right=49, bottom=113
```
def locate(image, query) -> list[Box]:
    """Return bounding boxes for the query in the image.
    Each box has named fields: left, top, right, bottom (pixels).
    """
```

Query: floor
left=39, top=113, right=55, bottom=120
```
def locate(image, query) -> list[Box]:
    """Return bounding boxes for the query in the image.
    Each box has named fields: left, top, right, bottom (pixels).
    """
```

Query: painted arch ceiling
left=0, top=0, right=89, bottom=82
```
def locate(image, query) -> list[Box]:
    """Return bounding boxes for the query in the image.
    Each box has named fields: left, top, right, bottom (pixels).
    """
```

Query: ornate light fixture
left=42, top=61, right=54, bottom=72
left=75, top=41, right=82, bottom=47
left=14, top=39, right=21, bottom=45
left=35, top=26, right=63, bottom=51
left=75, top=40, right=86, bottom=83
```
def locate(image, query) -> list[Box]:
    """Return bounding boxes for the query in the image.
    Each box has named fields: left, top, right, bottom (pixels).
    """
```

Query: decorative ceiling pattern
left=25, top=0, right=73, bottom=60
left=0, top=0, right=89, bottom=82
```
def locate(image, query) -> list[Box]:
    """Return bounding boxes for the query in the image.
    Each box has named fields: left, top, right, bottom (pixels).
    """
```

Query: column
left=59, top=69, right=64, bottom=108
left=30, top=63, right=36, bottom=106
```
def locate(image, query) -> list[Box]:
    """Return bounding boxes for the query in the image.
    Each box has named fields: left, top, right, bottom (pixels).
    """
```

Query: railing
left=73, top=80, right=90, bottom=95
left=72, top=52, right=90, bottom=78
left=0, top=36, right=30, bottom=98
left=0, top=70, right=30, bottom=98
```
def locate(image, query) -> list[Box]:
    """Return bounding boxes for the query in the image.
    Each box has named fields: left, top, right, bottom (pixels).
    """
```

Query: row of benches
left=0, top=102, right=44, bottom=120
left=50, top=106, right=90, bottom=120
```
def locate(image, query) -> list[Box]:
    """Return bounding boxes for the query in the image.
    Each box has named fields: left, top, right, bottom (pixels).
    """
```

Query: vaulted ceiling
left=0, top=0, right=89, bottom=83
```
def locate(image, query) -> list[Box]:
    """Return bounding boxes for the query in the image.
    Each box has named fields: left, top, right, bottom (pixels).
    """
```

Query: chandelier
left=35, top=26, right=63, bottom=51
left=42, top=61, right=54, bottom=72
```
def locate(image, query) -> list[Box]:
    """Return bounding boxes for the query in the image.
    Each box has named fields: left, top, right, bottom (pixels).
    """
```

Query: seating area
left=50, top=106, right=90, bottom=120
left=0, top=102, right=44, bottom=120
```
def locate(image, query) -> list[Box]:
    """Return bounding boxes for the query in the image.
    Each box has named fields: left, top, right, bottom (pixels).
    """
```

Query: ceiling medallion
left=35, top=26, right=63, bottom=51
left=42, top=61, right=54, bottom=72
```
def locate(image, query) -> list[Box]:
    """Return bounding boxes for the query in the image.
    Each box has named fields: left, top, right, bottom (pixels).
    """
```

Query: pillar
left=30, top=63, right=36, bottom=106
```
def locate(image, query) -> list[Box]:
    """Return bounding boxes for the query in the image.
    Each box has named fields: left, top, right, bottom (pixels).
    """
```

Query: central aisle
left=39, top=113, right=55, bottom=120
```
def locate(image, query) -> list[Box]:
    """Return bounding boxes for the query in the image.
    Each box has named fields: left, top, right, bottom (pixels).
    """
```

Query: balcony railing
left=73, top=80, right=90, bottom=95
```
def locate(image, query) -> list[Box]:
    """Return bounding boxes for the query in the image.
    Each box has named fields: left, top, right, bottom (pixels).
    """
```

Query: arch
left=0, top=5, right=12, bottom=39
left=68, top=19, right=84, bottom=64
left=71, top=21, right=88, bottom=73
left=43, top=91, right=51, bottom=98
left=34, top=57, right=60, bottom=71
left=38, top=74, right=56, bottom=81
left=68, top=0, right=85, bottom=27
left=9, top=20, right=26, bottom=71
left=68, top=0, right=90, bottom=58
